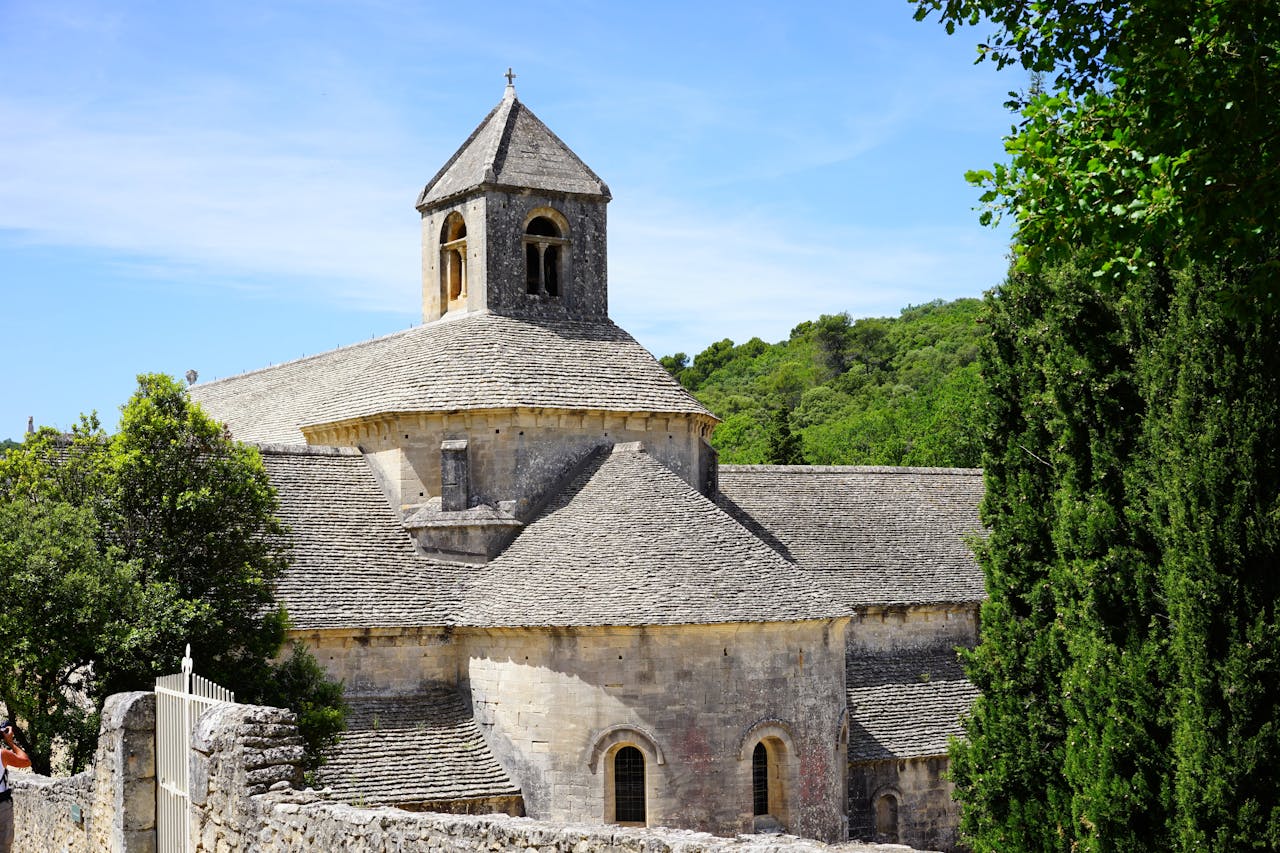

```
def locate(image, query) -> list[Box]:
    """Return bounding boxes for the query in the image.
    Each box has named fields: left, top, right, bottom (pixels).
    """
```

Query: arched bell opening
left=440, top=212, right=468, bottom=310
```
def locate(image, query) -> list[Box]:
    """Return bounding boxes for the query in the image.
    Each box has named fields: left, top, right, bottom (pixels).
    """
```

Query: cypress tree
left=950, top=267, right=1074, bottom=851
left=1144, top=265, right=1280, bottom=849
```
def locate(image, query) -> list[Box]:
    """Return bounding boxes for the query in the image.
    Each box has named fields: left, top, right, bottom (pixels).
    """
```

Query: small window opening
left=614, top=746, right=645, bottom=823
left=523, top=215, right=566, bottom=297
left=752, top=742, right=769, bottom=816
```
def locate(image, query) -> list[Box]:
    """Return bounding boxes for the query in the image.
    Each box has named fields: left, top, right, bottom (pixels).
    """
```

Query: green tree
left=0, top=499, right=136, bottom=773
left=662, top=298, right=986, bottom=466
left=0, top=375, right=346, bottom=773
left=764, top=407, right=804, bottom=465
left=916, top=1, right=1280, bottom=848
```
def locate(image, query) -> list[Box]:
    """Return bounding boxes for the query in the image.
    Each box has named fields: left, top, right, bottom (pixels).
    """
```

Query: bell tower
left=416, top=75, right=612, bottom=323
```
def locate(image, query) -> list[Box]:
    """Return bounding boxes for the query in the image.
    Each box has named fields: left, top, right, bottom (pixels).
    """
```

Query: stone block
left=122, top=779, right=156, bottom=831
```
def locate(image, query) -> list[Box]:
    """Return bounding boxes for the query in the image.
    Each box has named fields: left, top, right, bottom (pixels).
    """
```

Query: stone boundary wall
left=14, top=692, right=933, bottom=853
left=12, top=768, right=93, bottom=853
left=191, top=702, right=933, bottom=853
left=12, top=691, right=156, bottom=853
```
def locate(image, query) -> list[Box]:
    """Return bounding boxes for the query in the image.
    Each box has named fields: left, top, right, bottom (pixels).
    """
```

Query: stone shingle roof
left=846, top=647, right=978, bottom=762
left=192, top=312, right=711, bottom=445
left=263, top=444, right=841, bottom=631
left=318, top=688, right=520, bottom=807
left=261, top=446, right=464, bottom=630
left=417, top=86, right=609, bottom=208
left=716, top=466, right=986, bottom=607
left=456, top=443, right=845, bottom=627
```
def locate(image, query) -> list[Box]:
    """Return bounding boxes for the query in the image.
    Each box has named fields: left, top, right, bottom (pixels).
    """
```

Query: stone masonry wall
left=848, top=757, right=960, bottom=853
left=331, top=408, right=712, bottom=513
left=296, top=627, right=460, bottom=695
left=191, top=701, right=929, bottom=853
left=845, top=607, right=977, bottom=654
left=12, top=769, right=92, bottom=853
left=12, top=690, right=156, bottom=853
left=461, top=622, right=849, bottom=842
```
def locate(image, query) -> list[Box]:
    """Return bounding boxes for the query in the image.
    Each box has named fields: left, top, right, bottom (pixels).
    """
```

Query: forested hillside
left=660, top=298, right=985, bottom=467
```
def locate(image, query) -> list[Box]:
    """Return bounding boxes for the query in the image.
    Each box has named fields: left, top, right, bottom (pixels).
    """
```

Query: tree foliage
left=0, top=375, right=346, bottom=774
left=662, top=298, right=986, bottom=467
left=916, top=0, right=1280, bottom=300
left=915, top=1, right=1280, bottom=849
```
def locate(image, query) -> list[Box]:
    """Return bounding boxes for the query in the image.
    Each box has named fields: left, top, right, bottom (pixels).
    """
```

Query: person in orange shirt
left=0, top=721, right=30, bottom=853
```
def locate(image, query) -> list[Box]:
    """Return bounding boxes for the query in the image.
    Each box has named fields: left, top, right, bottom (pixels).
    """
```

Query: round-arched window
left=440, top=212, right=468, bottom=303
left=613, top=746, right=645, bottom=823
left=524, top=214, right=566, bottom=297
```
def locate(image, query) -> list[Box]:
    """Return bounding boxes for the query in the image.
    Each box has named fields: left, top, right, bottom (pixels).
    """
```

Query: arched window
left=750, top=737, right=787, bottom=827
left=440, top=213, right=468, bottom=308
left=523, top=214, right=566, bottom=297
left=752, top=742, right=769, bottom=816
left=738, top=720, right=794, bottom=832
left=874, top=791, right=899, bottom=843
left=588, top=725, right=661, bottom=827
left=613, top=746, right=645, bottom=823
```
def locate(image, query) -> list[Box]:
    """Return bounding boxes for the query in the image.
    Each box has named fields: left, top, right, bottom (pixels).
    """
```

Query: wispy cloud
left=0, top=94, right=421, bottom=310
left=608, top=199, right=1008, bottom=358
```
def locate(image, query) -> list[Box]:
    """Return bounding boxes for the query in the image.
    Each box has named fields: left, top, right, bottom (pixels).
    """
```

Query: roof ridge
left=191, top=323, right=420, bottom=389
left=253, top=443, right=361, bottom=457
left=415, top=98, right=508, bottom=208
left=720, top=464, right=983, bottom=476
left=192, top=309, right=631, bottom=391
left=503, top=100, right=610, bottom=197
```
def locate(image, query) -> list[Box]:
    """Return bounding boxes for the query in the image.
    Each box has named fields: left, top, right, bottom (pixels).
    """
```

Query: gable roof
left=846, top=647, right=978, bottom=762
left=716, top=466, right=986, bottom=608
left=417, top=86, right=610, bottom=209
left=319, top=687, right=521, bottom=807
left=192, top=312, right=712, bottom=445
left=261, top=445, right=465, bottom=630
left=455, top=443, right=845, bottom=627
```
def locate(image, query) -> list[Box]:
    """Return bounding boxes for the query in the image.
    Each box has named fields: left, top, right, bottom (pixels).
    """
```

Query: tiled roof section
left=716, top=466, right=986, bottom=607
left=417, top=87, right=610, bottom=208
left=260, top=446, right=463, bottom=630
left=456, top=443, right=845, bottom=627
left=192, top=312, right=711, bottom=445
left=847, top=647, right=978, bottom=762
left=318, top=688, right=520, bottom=807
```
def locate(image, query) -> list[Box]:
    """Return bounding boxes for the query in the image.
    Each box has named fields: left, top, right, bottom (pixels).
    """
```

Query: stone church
left=189, top=81, right=985, bottom=852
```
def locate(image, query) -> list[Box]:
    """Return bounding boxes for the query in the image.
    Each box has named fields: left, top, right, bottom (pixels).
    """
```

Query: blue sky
left=0, top=1, right=1018, bottom=439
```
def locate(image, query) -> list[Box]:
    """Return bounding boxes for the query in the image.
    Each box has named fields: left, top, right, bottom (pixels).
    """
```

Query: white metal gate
left=155, top=645, right=235, bottom=853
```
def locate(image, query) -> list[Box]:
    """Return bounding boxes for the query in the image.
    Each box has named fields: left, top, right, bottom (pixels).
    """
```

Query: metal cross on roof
left=505, top=67, right=516, bottom=86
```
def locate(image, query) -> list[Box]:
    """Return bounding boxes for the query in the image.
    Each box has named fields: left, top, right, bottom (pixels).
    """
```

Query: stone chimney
left=441, top=439, right=469, bottom=511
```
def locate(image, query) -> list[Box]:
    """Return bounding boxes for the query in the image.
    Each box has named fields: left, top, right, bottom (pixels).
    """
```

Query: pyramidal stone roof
left=259, top=445, right=466, bottom=630
left=417, top=84, right=610, bottom=209
left=191, top=312, right=712, bottom=445
left=260, top=444, right=841, bottom=630
left=456, top=442, right=844, bottom=627
left=716, top=465, right=986, bottom=607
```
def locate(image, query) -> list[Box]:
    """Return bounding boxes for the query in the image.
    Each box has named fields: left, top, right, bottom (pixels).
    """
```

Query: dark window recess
left=614, top=746, right=646, bottom=823
left=524, top=216, right=564, bottom=297
left=753, top=742, right=769, bottom=816
left=527, top=216, right=559, bottom=237
left=526, top=243, right=541, bottom=294
left=543, top=245, right=559, bottom=296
